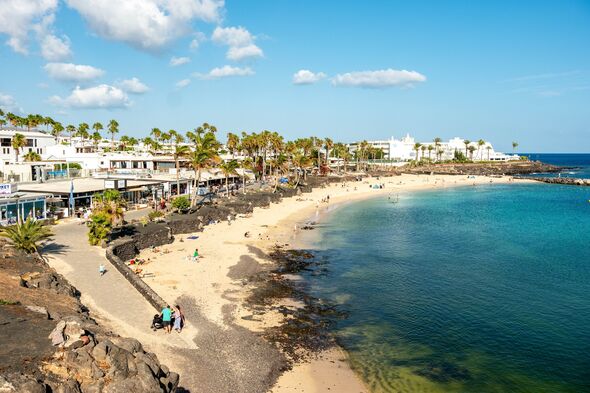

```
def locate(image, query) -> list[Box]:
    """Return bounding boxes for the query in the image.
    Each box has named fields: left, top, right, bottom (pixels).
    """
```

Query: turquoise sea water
left=305, top=184, right=590, bottom=393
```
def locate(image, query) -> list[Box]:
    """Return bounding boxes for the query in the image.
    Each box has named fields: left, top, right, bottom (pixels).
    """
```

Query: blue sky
left=0, top=0, right=589, bottom=152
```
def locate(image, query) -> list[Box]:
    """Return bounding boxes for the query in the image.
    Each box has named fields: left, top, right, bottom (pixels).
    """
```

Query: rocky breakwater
left=525, top=177, right=590, bottom=186
left=0, top=241, right=178, bottom=393
left=400, top=160, right=563, bottom=176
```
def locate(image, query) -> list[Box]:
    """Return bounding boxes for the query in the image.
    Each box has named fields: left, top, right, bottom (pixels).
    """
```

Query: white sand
left=134, top=174, right=530, bottom=392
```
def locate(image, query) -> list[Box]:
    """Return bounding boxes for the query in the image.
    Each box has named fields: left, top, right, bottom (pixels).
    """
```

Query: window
left=1, top=138, right=10, bottom=147
left=26, top=139, right=34, bottom=147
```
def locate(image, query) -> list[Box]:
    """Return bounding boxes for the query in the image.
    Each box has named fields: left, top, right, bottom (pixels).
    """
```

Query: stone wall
left=106, top=239, right=167, bottom=311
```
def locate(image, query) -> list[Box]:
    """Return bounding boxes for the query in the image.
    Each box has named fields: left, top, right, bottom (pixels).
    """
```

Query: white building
left=0, top=127, right=55, bottom=164
left=349, top=134, right=519, bottom=162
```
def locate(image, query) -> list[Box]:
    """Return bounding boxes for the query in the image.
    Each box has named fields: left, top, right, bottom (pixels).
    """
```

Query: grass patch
left=0, top=299, right=21, bottom=305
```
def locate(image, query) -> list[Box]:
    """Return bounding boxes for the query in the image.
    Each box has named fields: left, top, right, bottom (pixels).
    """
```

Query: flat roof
left=18, top=178, right=164, bottom=195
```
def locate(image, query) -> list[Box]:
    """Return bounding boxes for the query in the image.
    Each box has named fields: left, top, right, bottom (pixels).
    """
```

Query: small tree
left=172, top=196, right=190, bottom=212
left=0, top=217, right=52, bottom=254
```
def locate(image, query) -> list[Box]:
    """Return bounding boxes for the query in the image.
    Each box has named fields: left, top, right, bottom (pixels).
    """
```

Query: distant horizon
left=0, top=1, right=589, bottom=152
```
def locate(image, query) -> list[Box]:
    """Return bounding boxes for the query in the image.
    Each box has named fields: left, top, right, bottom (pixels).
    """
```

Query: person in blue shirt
left=161, top=305, right=172, bottom=333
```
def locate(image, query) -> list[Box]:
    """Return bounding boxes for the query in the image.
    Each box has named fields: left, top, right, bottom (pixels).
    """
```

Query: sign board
left=104, top=179, right=116, bottom=189
left=118, top=179, right=127, bottom=188
left=163, top=182, right=170, bottom=192
left=0, top=183, right=15, bottom=195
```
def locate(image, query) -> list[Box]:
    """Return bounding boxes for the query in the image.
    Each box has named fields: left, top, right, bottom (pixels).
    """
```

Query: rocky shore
left=399, top=160, right=563, bottom=176
left=522, top=176, right=590, bottom=186
left=0, top=242, right=178, bottom=393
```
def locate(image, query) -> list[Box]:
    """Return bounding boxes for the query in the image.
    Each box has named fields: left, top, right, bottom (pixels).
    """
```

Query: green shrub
left=87, top=211, right=112, bottom=245
left=148, top=210, right=164, bottom=221
left=172, top=196, right=190, bottom=212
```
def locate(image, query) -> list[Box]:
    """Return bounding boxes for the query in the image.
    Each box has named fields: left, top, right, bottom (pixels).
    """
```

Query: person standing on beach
left=173, top=305, right=184, bottom=333
left=193, top=248, right=199, bottom=262
left=162, top=305, right=172, bottom=333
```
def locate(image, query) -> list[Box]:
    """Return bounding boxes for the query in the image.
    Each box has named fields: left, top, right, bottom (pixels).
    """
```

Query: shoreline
left=45, top=173, right=535, bottom=392
left=132, top=173, right=533, bottom=392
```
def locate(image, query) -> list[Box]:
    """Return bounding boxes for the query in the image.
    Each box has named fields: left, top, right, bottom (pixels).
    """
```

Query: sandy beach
left=119, top=173, right=528, bottom=392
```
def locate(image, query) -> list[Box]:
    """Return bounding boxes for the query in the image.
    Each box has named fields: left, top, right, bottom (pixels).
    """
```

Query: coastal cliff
left=0, top=241, right=178, bottom=393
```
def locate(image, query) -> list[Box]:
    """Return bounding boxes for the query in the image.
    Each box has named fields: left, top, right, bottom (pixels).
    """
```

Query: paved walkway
left=43, top=217, right=195, bottom=349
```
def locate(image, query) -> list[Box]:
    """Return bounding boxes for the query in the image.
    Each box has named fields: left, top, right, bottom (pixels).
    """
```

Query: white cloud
left=49, top=84, right=130, bottom=109
left=293, top=69, right=327, bottom=85
left=170, top=56, right=191, bottom=66
left=65, top=0, right=224, bottom=51
left=176, top=79, right=191, bottom=88
left=117, top=77, right=149, bottom=94
left=0, top=0, right=58, bottom=54
left=227, top=44, right=263, bottom=61
left=0, top=92, right=23, bottom=113
left=331, top=69, right=427, bottom=88
left=195, top=65, right=254, bottom=79
left=40, top=34, right=72, bottom=61
left=211, top=26, right=263, bottom=61
left=189, top=31, right=206, bottom=50
left=212, top=26, right=253, bottom=47
left=44, top=62, right=105, bottom=82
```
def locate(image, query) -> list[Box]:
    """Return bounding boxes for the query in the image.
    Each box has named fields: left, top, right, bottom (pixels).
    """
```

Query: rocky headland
left=0, top=241, right=178, bottom=393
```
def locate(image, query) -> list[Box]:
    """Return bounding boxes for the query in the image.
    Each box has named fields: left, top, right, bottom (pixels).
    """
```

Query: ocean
left=304, top=182, right=590, bottom=392
left=523, top=153, right=590, bottom=179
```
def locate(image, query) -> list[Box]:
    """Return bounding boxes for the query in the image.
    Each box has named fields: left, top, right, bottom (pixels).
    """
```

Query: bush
left=148, top=210, right=164, bottom=221
left=172, top=196, right=190, bottom=212
left=87, top=211, right=112, bottom=245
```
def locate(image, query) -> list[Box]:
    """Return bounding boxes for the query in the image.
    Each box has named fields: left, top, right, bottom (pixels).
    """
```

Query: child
left=99, top=264, right=106, bottom=276
left=192, top=248, right=199, bottom=262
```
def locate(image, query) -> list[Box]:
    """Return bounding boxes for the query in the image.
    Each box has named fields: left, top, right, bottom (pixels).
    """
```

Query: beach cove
left=84, top=173, right=529, bottom=392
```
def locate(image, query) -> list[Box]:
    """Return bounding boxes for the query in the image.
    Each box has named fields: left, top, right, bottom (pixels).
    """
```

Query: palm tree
left=226, top=132, right=240, bottom=158
left=187, top=128, right=221, bottom=206
left=65, top=124, right=76, bottom=145
left=240, top=157, right=254, bottom=194
left=92, top=122, right=103, bottom=136
left=77, top=123, right=90, bottom=147
left=468, top=145, right=476, bottom=160
left=219, top=159, right=239, bottom=197
left=23, top=151, right=41, bottom=161
left=150, top=128, right=162, bottom=143
left=413, top=142, right=422, bottom=161
left=91, top=131, right=102, bottom=151
left=51, top=122, right=64, bottom=141
left=291, top=153, right=311, bottom=186
left=108, top=119, right=119, bottom=149
left=433, top=137, right=442, bottom=161
left=477, top=139, right=485, bottom=161
left=323, top=138, right=334, bottom=173
left=11, top=133, right=26, bottom=162
left=0, top=217, right=52, bottom=254
left=420, top=145, right=426, bottom=162
left=463, top=139, right=471, bottom=157
left=486, top=145, right=492, bottom=160
left=427, top=145, right=434, bottom=160
left=172, top=135, right=189, bottom=196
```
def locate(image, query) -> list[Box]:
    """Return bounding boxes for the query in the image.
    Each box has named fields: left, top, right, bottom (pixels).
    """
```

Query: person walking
left=162, top=305, right=172, bottom=334
left=99, top=264, right=106, bottom=276
left=173, top=305, right=184, bottom=333
left=192, top=248, right=199, bottom=262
